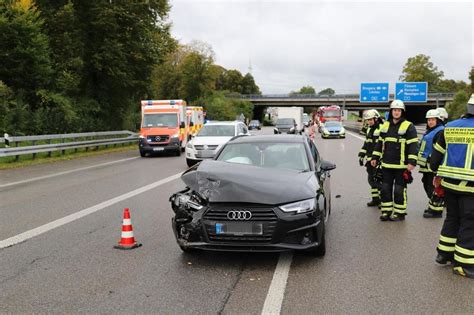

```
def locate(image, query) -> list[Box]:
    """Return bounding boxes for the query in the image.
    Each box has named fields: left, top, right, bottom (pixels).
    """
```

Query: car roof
left=205, top=121, right=241, bottom=126
left=229, top=135, right=306, bottom=144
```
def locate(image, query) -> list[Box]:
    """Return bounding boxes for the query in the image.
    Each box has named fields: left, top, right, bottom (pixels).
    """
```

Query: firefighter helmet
left=390, top=100, right=405, bottom=111
left=468, top=94, right=474, bottom=115
left=426, top=109, right=441, bottom=119
left=363, top=109, right=378, bottom=120
left=437, top=107, right=448, bottom=120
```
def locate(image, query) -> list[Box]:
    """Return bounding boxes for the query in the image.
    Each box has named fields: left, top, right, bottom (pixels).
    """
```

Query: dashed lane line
left=0, top=172, right=182, bottom=249
left=261, top=252, right=293, bottom=314
left=261, top=131, right=363, bottom=314
left=0, top=157, right=140, bottom=189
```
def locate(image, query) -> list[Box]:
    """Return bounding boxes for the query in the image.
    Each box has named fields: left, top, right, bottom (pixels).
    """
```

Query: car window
left=308, top=140, right=320, bottom=169
left=217, top=142, right=310, bottom=171
left=197, top=125, right=235, bottom=137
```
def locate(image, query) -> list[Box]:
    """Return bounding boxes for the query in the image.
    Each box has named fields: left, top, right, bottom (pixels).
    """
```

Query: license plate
left=153, top=147, right=165, bottom=151
left=197, top=150, right=214, bottom=158
left=215, top=223, right=263, bottom=236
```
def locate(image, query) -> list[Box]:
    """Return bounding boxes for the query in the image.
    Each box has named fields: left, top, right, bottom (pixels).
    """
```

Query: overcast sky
left=169, top=0, right=473, bottom=94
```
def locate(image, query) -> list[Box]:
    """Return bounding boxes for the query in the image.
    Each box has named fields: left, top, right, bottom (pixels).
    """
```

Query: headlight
left=323, top=129, right=329, bottom=135
left=186, top=142, right=194, bottom=149
left=290, top=127, right=295, bottom=131
left=340, top=128, right=345, bottom=134
left=274, top=128, right=279, bottom=131
left=139, top=135, right=146, bottom=139
left=171, top=133, right=180, bottom=138
left=173, top=193, right=203, bottom=210
left=280, top=198, right=315, bottom=214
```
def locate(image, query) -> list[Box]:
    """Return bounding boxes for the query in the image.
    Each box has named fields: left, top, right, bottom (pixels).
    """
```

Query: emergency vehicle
left=186, top=106, right=204, bottom=138
left=316, top=105, right=342, bottom=124
left=138, top=100, right=188, bottom=157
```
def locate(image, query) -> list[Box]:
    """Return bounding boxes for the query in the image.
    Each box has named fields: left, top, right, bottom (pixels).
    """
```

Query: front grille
left=195, top=145, right=218, bottom=150
left=147, top=135, right=169, bottom=143
left=203, top=205, right=278, bottom=243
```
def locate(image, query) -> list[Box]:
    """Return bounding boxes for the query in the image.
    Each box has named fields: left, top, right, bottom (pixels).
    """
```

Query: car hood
left=181, top=160, right=318, bottom=205
left=191, top=136, right=233, bottom=146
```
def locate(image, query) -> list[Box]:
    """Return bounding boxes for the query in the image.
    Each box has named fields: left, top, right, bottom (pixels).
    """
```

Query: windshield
left=143, top=113, right=178, bottom=128
left=197, top=125, right=235, bottom=137
left=325, top=121, right=342, bottom=128
left=217, top=142, right=309, bottom=171
left=276, top=118, right=294, bottom=125
left=250, top=120, right=259, bottom=124
left=322, top=110, right=340, bottom=117
left=303, top=116, right=310, bottom=122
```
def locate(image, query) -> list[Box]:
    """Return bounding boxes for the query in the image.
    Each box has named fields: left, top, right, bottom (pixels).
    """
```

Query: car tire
left=139, top=150, right=147, bottom=157
left=176, top=149, right=181, bottom=156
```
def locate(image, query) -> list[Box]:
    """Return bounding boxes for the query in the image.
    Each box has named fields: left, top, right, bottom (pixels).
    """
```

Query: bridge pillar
left=253, top=106, right=265, bottom=121
left=405, top=106, right=436, bottom=124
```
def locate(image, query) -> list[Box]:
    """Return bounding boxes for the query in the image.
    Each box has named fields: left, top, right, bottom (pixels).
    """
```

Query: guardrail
left=0, top=131, right=138, bottom=160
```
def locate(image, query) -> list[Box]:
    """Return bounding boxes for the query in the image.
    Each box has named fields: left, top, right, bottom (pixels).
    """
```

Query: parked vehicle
left=185, top=121, right=249, bottom=167
left=303, top=113, right=310, bottom=127
left=316, top=105, right=342, bottom=124
left=274, top=118, right=297, bottom=134
left=321, top=121, right=346, bottom=139
left=138, top=100, right=188, bottom=157
left=248, top=120, right=261, bottom=130
left=186, top=106, right=204, bottom=138
left=276, top=107, right=304, bottom=133
left=170, top=134, right=336, bottom=255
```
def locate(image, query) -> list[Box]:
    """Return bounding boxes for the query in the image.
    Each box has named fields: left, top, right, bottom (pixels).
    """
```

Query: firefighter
left=371, top=100, right=418, bottom=221
left=430, top=94, right=474, bottom=278
left=418, top=109, right=445, bottom=218
left=358, top=109, right=383, bottom=207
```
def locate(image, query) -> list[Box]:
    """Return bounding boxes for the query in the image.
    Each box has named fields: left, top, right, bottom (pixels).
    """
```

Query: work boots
left=435, top=254, right=452, bottom=265
left=453, top=266, right=474, bottom=279
left=379, top=212, right=390, bottom=221
left=389, top=213, right=405, bottom=221
left=367, top=198, right=380, bottom=207
left=423, top=210, right=442, bottom=218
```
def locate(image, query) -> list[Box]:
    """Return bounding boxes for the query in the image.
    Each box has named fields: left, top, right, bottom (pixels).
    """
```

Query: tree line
left=0, top=0, right=259, bottom=135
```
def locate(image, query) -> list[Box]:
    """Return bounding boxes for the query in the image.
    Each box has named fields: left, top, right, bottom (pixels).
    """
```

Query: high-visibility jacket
left=372, top=118, right=418, bottom=169
left=430, top=116, right=474, bottom=194
left=358, top=122, right=381, bottom=160
left=418, top=124, right=444, bottom=173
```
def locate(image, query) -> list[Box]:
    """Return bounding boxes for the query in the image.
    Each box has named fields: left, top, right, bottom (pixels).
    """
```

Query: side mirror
left=321, top=160, right=336, bottom=171
left=180, top=122, right=185, bottom=129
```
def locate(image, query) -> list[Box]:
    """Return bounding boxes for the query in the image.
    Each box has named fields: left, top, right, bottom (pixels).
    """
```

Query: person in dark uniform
left=430, top=94, right=474, bottom=278
left=358, top=109, right=383, bottom=207
left=418, top=109, right=445, bottom=218
left=371, top=100, right=418, bottom=221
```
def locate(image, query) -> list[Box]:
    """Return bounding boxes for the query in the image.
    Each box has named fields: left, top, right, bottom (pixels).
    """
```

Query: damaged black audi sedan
left=170, top=134, right=336, bottom=256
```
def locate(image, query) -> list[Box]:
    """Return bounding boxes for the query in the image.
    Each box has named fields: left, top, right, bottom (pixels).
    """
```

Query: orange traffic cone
left=114, top=208, right=142, bottom=250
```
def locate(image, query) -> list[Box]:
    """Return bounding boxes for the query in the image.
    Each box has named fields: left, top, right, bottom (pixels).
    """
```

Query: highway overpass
left=241, top=93, right=455, bottom=123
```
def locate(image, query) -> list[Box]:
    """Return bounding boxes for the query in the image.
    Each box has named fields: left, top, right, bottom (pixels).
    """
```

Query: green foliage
left=0, top=0, right=174, bottom=135
left=193, top=91, right=253, bottom=121
left=399, top=54, right=444, bottom=92
left=291, top=86, right=316, bottom=95
left=446, top=90, right=469, bottom=120
left=318, top=88, right=335, bottom=96
left=469, top=67, right=474, bottom=93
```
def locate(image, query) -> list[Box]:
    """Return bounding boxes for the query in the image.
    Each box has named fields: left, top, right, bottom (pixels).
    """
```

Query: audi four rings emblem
left=227, top=211, right=252, bottom=220
left=155, top=136, right=161, bottom=141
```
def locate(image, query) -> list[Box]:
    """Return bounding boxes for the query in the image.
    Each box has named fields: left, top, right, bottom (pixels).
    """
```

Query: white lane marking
left=261, top=252, right=293, bottom=315
left=0, top=172, right=182, bottom=249
left=346, top=130, right=366, bottom=141
left=0, top=157, right=139, bottom=189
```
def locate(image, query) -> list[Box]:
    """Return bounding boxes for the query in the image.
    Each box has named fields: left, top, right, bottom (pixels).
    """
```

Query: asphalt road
left=1, top=126, right=473, bottom=314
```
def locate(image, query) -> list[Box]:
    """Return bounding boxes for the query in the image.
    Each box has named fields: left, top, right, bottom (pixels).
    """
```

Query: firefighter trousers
left=437, top=191, right=474, bottom=268
left=380, top=168, right=407, bottom=215
left=421, top=172, right=444, bottom=213
left=366, top=164, right=381, bottom=200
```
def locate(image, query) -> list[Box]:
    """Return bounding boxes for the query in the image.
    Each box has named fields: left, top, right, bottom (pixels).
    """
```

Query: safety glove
left=402, top=170, right=413, bottom=184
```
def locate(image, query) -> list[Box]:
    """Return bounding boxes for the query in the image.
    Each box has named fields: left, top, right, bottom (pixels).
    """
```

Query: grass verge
left=0, top=143, right=137, bottom=170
